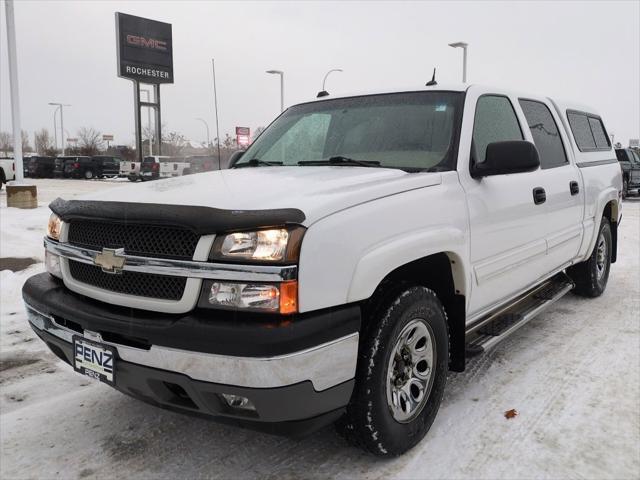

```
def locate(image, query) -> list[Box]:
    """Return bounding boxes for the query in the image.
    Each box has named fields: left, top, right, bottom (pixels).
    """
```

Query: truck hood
left=76, top=167, right=442, bottom=225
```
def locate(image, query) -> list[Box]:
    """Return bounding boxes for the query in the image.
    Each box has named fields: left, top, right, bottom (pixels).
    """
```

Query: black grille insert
left=69, top=261, right=186, bottom=300
left=68, top=221, right=199, bottom=260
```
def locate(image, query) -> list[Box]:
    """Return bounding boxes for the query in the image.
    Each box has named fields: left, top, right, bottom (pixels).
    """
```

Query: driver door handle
left=533, top=187, right=546, bottom=205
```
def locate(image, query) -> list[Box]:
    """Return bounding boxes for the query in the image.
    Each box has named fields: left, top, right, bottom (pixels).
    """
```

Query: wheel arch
left=359, top=252, right=467, bottom=373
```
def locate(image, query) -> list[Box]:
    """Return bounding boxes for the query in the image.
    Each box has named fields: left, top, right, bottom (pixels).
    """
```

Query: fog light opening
left=221, top=393, right=256, bottom=412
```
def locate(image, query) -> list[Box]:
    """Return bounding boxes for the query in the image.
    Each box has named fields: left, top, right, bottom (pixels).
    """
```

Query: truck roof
left=312, top=83, right=469, bottom=102
left=310, top=83, right=603, bottom=117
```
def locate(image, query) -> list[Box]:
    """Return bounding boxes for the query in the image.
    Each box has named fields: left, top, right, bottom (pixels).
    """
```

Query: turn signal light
left=279, top=281, right=298, bottom=315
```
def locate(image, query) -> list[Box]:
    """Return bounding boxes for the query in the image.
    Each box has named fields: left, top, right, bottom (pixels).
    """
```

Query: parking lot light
left=448, top=41, right=468, bottom=83
left=266, top=70, right=284, bottom=112
left=48, top=102, right=71, bottom=155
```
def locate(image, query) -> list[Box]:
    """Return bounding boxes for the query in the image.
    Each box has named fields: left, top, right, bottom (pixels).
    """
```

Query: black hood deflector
left=49, top=198, right=306, bottom=234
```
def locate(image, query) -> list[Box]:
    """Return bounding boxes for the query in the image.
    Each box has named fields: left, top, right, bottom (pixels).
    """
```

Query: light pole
left=5, top=0, right=24, bottom=183
left=266, top=70, right=284, bottom=112
left=196, top=118, right=211, bottom=150
left=52, top=105, right=60, bottom=152
left=211, top=59, right=222, bottom=169
left=448, top=42, right=468, bottom=83
left=48, top=102, right=70, bottom=155
left=141, top=89, right=152, bottom=155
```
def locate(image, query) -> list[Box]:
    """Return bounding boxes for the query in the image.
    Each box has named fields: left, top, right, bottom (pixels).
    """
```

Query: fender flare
left=346, top=226, right=469, bottom=304
left=581, top=187, right=619, bottom=262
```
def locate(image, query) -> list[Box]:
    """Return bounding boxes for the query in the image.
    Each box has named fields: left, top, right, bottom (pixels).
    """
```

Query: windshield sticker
left=435, top=105, right=447, bottom=112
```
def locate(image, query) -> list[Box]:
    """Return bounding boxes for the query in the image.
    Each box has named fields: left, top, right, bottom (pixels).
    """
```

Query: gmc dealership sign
left=115, top=12, right=173, bottom=84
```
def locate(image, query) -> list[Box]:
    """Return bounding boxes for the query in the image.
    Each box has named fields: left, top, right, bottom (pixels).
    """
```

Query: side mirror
left=471, top=140, right=540, bottom=178
left=228, top=150, right=245, bottom=168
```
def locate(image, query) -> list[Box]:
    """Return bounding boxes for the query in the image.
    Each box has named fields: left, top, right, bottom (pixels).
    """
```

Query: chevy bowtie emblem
left=94, top=248, right=126, bottom=274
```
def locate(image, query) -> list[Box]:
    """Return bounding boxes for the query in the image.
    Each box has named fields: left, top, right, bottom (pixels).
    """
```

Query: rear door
left=459, top=89, right=551, bottom=317
left=517, top=97, right=584, bottom=273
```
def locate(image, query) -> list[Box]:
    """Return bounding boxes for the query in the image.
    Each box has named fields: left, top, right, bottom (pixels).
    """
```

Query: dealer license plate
left=73, top=336, right=116, bottom=386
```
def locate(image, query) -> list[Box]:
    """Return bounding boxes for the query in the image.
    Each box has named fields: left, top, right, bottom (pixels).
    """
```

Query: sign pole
left=154, top=84, right=162, bottom=155
left=133, top=81, right=143, bottom=162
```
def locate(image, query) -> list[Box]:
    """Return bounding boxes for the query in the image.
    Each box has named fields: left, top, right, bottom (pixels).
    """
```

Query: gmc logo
left=126, top=34, right=167, bottom=51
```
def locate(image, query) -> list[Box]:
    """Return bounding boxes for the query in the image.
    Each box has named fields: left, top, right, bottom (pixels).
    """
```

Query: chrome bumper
left=26, top=303, right=358, bottom=391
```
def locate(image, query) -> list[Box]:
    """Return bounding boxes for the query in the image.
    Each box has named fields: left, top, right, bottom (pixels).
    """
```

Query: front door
left=459, top=91, right=551, bottom=318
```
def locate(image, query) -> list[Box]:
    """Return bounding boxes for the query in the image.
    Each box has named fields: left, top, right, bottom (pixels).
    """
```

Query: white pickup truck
left=0, top=157, right=15, bottom=189
left=24, top=84, right=622, bottom=456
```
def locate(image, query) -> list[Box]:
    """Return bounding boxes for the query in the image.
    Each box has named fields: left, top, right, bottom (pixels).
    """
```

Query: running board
left=466, top=273, right=574, bottom=355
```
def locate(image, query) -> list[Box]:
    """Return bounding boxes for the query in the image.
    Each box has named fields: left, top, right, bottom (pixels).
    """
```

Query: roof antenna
left=426, top=68, right=437, bottom=86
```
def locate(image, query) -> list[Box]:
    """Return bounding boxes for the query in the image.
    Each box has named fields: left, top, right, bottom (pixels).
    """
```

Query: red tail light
left=152, top=163, right=159, bottom=170
left=12, top=163, right=15, bottom=171
left=74, top=163, right=80, bottom=168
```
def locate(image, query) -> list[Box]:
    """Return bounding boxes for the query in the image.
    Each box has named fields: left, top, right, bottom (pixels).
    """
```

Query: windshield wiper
left=298, top=156, right=381, bottom=167
left=233, top=158, right=283, bottom=168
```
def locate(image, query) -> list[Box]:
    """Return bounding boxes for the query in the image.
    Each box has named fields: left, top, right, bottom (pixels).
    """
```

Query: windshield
left=235, top=91, right=463, bottom=171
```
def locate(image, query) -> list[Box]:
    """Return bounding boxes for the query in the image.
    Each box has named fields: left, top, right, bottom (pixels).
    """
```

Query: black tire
left=84, top=170, right=94, bottom=180
left=622, top=178, right=628, bottom=199
left=127, top=176, right=137, bottom=182
left=338, top=286, right=449, bottom=457
left=567, top=217, right=612, bottom=297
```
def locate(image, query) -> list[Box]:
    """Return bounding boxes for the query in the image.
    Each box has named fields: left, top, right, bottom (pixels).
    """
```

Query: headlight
left=210, top=226, right=305, bottom=263
left=47, top=213, right=61, bottom=240
left=199, top=280, right=298, bottom=314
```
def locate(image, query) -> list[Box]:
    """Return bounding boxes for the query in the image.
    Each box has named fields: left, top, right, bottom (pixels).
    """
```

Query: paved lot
left=1, top=179, right=639, bottom=479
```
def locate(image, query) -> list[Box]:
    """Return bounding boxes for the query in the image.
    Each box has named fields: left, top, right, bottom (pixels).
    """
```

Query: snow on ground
left=0, top=179, right=639, bottom=480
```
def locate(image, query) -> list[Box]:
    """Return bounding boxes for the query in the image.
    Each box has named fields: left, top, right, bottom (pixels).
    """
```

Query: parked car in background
left=615, top=147, right=640, bottom=198
left=91, top=156, right=121, bottom=178
left=62, top=157, right=93, bottom=179
left=27, top=156, right=56, bottom=178
left=0, top=157, right=15, bottom=189
left=140, top=155, right=169, bottom=180
left=22, top=156, right=31, bottom=178
left=54, top=157, right=66, bottom=178
left=159, top=157, right=190, bottom=178
left=120, top=159, right=141, bottom=182
left=184, top=155, right=217, bottom=174
left=54, top=156, right=79, bottom=178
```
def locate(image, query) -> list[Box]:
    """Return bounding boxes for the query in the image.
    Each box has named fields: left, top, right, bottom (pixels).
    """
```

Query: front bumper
left=23, top=273, right=360, bottom=435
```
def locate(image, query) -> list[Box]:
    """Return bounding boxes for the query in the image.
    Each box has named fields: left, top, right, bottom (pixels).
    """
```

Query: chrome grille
left=68, top=260, right=186, bottom=300
left=68, top=220, right=199, bottom=259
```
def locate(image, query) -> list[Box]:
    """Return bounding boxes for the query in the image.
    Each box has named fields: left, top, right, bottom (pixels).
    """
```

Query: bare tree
left=77, top=127, right=104, bottom=156
left=34, top=128, right=56, bottom=155
left=0, top=131, right=13, bottom=154
left=223, top=133, right=237, bottom=148
left=162, top=131, right=188, bottom=156
left=21, top=130, right=32, bottom=152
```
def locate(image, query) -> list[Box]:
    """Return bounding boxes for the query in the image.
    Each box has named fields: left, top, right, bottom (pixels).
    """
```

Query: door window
left=519, top=100, right=568, bottom=169
left=472, top=96, right=523, bottom=164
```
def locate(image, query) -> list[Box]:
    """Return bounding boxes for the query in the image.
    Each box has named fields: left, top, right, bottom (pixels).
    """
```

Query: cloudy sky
left=1, top=0, right=639, bottom=147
